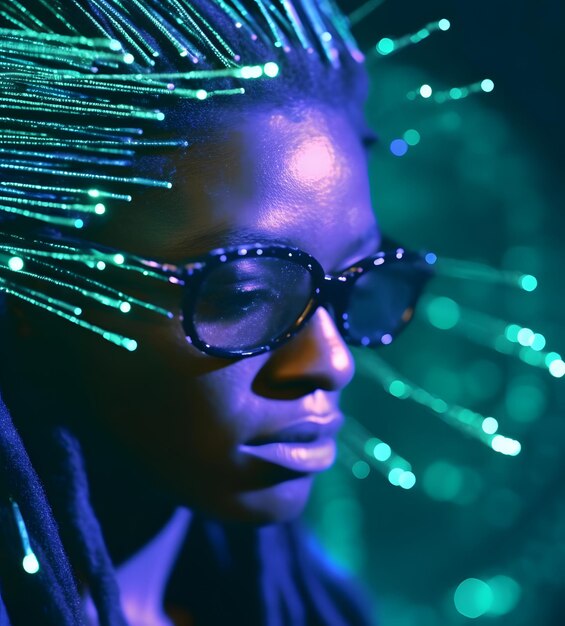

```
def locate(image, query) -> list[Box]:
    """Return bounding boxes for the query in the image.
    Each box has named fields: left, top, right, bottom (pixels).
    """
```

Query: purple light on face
left=390, top=139, right=409, bottom=157
left=381, top=334, right=393, bottom=345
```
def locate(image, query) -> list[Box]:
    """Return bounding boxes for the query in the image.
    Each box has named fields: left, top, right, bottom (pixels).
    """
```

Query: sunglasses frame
left=170, top=243, right=434, bottom=358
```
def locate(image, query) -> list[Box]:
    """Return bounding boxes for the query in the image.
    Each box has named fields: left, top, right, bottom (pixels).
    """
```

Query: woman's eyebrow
left=181, top=224, right=381, bottom=258
left=182, top=228, right=297, bottom=253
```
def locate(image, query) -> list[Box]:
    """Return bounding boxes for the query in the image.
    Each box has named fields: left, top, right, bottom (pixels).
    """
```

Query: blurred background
left=305, top=1, right=565, bottom=624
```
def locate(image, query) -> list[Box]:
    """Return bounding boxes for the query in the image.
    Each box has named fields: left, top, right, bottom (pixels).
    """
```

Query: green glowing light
left=481, top=78, right=495, bottom=92
left=352, top=460, right=370, bottom=479
left=22, top=553, right=40, bottom=575
left=519, top=274, right=538, bottom=291
left=376, top=37, right=395, bottom=55
left=11, top=500, right=40, bottom=574
left=530, top=333, right=546, bottom=351
left=113, top=254, right=125, bottom=265
left=8, top=256, right=24, bottom=271
left=449, top=87, right=462, bottom=99
left=264, top=62, right=280, bottom=77
left=422, top=460, right=463, bottom=501
left=425, top=296, right=460, bottom=330
left=388, top=379, right=408, bottom=398
left=122, top=339, right=138, bottom=352
left=74, top=307, right=82, bottom=316
left=74, top=219, right=84, bottom=229
left=96, top=261, right=106, bottom=271
left=454, top=578, right=493, bottom=619
left=94, top=203, right=106, bottom=214
left=517, top=327, right=534, bottom=346
left=549, top=359, right=565, bottom=378
left=504, top=324, right=520, bottom=342
left=196, top=89, right=208, bottom=100
left=403, top=129, right=421, bottom=145
left=88, top=189, right=100, bottom=198
left=119, top=302, right=131, bottom=313
left=486, top=575, right=522, bottom=616
left=482, top=417, right=498, bottom=434
left=398, top=471, right=416, bottom=489
left=388, top=467, right=404, bottom=486
left=123, top=53, right=135, bottom=64
left=431, top=398, right=448, bottom=413
left=438, top=18, right=451, bottom=31
left=241, top=65, right=263, bottom=79
left=519, top=347, right=545, bottom=366
left=373, top=442, right=392, bottom=462
left=419, top=84, right=433, bottom=98
left=545, top=352, right=562, bottom=367
left=491, top=435, right=521, bottom=456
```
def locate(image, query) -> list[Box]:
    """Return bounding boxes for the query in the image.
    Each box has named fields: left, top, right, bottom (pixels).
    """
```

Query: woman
left=0, top=1, right=431, bottom=624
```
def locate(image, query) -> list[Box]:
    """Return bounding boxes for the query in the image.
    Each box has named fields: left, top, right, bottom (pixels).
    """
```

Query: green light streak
left=434, top=256, right=537, bottom=290
left=355, top=351, right=522, bottom=455
left=419, top=294, right=559, bottom=377
left=341, top=415, right=415, bottom=489
left=375, top=18, right=451, bottom=57
left=0, top=0, right=364, bottom=347
left=0, top=279, right=138, bottom=351
left=10, top=499, right=40, bottom=575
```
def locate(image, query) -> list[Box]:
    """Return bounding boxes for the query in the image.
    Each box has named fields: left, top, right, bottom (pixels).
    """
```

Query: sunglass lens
left=344, top=259, right=427, bottom=346
left=191, top=256, right=314, bottom=352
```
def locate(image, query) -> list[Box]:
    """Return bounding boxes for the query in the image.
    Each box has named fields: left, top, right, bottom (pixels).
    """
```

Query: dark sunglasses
left=151, top=242, right=435, bottom=358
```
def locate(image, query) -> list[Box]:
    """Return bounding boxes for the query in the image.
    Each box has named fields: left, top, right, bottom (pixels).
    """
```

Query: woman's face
left=13, top=100, right=379, bottom=524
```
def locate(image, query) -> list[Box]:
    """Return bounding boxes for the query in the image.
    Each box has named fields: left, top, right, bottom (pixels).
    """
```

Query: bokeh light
left=419, top=84, right=433, bottom=98
left=352, top=460, right=370, bottom=479
left=403, top=129, right=421, bottom=145
left=486, top=575, right=522, bottom=615
left=454, top=578, right=493, bottom=618
left=8, top=257, right=24, bottom=271
left=390, top=139, right=409, bottom=156
left=425, top=296, right=460, bottom=330
left=377, top=37, right=395, bottom=55
left=481, top=78, right=495, bottom=92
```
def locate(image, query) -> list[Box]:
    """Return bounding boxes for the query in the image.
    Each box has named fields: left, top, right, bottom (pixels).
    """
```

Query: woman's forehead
left=87, top=101, right=378, bottom=266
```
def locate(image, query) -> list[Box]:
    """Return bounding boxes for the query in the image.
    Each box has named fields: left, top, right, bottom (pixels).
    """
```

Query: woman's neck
left=84, top=508, right=192, bottom=626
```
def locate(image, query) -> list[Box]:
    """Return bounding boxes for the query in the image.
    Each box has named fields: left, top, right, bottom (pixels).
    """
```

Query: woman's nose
left=254, top=307, right=355, bottom=398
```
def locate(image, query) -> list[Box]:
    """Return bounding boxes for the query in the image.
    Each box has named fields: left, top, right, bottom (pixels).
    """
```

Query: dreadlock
left=0, top=2, right=371, bottom=624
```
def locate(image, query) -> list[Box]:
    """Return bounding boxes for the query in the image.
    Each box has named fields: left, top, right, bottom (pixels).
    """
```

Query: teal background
left=306, top=2, right=565, bottom=625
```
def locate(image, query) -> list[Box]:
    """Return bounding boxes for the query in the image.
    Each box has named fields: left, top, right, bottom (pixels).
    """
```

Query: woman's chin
left=215, top=475, right=316, bottom=525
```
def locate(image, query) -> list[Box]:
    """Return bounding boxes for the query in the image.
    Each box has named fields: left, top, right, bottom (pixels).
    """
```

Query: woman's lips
left=238, top=438, right=337, bottom=473
left=238, top=413, right=342, bottom=472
